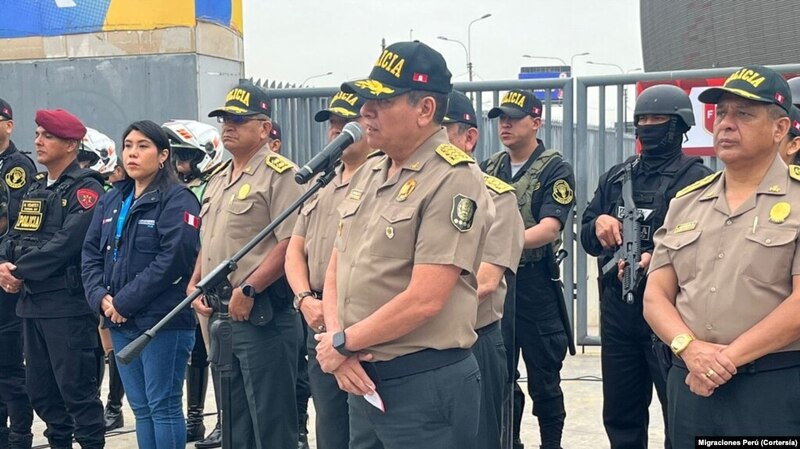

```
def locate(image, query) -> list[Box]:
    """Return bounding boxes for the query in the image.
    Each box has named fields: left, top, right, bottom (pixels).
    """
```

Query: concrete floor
left=29, top=346, right=667, bottom=448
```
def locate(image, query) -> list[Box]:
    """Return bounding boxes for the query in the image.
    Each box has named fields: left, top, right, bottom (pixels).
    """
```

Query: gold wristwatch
left=670, top=333, right=696, bottom=357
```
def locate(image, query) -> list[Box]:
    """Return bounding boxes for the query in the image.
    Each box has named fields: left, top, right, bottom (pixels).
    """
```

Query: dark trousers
left=513, top=265, right=568, bottom=449
left=307, top=324, right=349, bottom=449
left=349, top=354, right=481, bottom=449
left=23, top=315, right=105, bottom=448
left=296, top=317, right=310, bottom=419
left=668, top=364, right=800, bottom=448
left=0, top=331, right=33, bottom=435
left=600, top=293, right=670, bottom=449
left=473, top=322, right=508, bottom=449
left=211, top=307, right=300, bottom=449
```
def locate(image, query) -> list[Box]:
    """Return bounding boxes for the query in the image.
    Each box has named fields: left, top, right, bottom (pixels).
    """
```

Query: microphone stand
left=117, top=163, right=340, bottom=449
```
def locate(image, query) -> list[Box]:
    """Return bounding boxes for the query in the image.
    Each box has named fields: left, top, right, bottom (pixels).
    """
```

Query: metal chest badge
left=769, top=202, right=791, bottom=224
left=451, top=194, right=476, bottom=232
left=238, top=184, right=250, bottom=200
left=396, top=179, right=416, bottom=202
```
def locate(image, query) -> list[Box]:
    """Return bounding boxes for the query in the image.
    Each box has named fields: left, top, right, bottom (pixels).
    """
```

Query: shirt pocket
left=370, top=205, right=417, bottom=259
left=335, top=199, right=361, bottom=253
left=226, top=201, right=254, bottom=240
left=742, top=227, right=797, bottom=284
left=659, top=230, right=701, bottom=284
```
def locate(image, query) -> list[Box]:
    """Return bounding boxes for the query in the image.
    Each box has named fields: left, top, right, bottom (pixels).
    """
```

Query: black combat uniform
left=0, top=160, right=106, bottom=449
left=0, top=140, right=35, bottom=448
left=482, top=139, right=575, bottom=449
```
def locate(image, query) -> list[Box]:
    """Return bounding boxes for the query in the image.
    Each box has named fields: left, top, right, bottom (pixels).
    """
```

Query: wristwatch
left=670, top=333, right=696, bottom=357
left=241, top=283, right=257, bottom=299
left=293, top=291, right=315, bottom=311
left=333, top=330, right=354, bottom=357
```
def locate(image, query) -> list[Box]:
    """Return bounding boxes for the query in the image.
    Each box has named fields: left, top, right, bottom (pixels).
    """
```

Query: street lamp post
left=437, top=35, right=468, bottom=78
left=569, top=52, right=590, bottom=74
left=522, top=54, right=567, bottom=66
left=300, top=71, right=333, bottom=87
left=467, top=13, right=491, bottom=82
left=586, top=61, right=625, bottom=73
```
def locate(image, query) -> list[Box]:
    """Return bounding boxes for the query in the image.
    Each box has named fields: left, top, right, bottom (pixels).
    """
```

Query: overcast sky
left=241, top=0, right=644, bottom=87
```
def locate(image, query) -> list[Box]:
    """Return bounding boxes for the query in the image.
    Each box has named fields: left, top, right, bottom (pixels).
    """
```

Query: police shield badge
left=451, top=194, right=476, bottom=232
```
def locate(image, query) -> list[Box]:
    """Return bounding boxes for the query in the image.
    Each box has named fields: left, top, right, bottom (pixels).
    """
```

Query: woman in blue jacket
left=82, top=120, right=200, bottom=449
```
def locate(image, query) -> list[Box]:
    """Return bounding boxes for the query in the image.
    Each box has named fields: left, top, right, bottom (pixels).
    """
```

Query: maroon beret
left=35, top=109, right=86, bottom=140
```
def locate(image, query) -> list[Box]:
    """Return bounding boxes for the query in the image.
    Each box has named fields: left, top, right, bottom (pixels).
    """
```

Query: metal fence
left=261, top=63, right=800, bottom=348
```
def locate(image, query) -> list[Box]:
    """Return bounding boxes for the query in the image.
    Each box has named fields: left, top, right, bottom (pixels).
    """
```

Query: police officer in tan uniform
left=189, top=82, right=303, bottom=449
left=443, top=88, right=524, bottom=449
left=313, top=41, right=493, bottom=449
left=285, top=91, right=371, bottom=449
left=645, top=65, right=800, bottom=446
left=778, top=106, right=800, bottom=165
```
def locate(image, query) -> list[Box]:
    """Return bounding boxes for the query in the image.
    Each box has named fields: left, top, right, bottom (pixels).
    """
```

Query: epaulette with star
left=265, top=153, right=294, bottom=173
left=789, top=164, right=800, bottom=182
left=435, top=143, right=474, bottom=166
left=483, top=174, right=515, bottom=194
left=675, top=171, right=722, bottom=198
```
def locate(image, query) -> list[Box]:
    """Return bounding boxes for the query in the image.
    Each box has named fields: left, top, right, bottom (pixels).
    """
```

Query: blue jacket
left=82, top=179, right=200, bottom=331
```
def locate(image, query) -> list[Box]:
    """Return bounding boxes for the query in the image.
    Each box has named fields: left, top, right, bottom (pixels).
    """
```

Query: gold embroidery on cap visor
left=552, top=179, right=573, bottom=205
left=353, top=80, right=396, bottom=97
left=327, top=107, right=357, bottom=118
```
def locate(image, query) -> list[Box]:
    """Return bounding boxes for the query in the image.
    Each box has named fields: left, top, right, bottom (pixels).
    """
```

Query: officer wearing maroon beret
left=0, top=108, right=106, bottom=448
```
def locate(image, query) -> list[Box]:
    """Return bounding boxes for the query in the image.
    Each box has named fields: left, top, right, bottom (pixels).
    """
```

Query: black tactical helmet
left=788, top=77, right=800, bottom=107
left=634, top=84, right=695, bottom=128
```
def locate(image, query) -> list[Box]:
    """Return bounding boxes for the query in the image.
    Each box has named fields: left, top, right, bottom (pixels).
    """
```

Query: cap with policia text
left=342, top=41, right=452, bottom=99
left=314, top=91, right=366, bottom=122
left=443, top=90, right=478, bottom=128
left=0, top=99, right=12, bottom=120
left=269, top=122, right=281, bottom=140
left=488, top=89, right=543, bottom=119
left=790, top=106, right=800, bottom=138
left=698, top=65, right=792, bottom=113
left=208, top=83, right=272, bottom=117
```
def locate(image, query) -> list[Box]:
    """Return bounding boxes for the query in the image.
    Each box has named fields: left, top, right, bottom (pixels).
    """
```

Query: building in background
left=0, top=0, right=244, bottom=148
left=641, top=0, right=799, bottom=71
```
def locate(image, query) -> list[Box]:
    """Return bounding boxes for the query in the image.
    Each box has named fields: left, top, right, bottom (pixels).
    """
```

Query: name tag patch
left=15, top=200, right=43, bottom=231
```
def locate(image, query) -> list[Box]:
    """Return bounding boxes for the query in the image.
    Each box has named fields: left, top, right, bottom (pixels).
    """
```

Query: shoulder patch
left=435, top=143, right=474, bottom=166
left=789, top=164, right=800, bottom=182
left=675, top=171, right=723, bottom=198
left=367, top=150, right=384, bottom=159
left=5, top=166, right=26, bottom=189
left=483, top=174, right=514, bottom=194
left=265, top=154, right=293, bottom=173
left=76, top=188, right=99, bottom=209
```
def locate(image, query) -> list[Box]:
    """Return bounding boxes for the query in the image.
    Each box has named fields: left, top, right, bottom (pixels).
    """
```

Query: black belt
left=672, top=350, right=800, bottom=374
left=362, top=347, right=471, bottom=381
left=25, top=275, right=69, bottom=295
left=476, top=321, right=500, bottom=336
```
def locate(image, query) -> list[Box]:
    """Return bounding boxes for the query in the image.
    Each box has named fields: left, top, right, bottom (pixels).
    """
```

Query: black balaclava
left=636, top=116, right=688, bottom=171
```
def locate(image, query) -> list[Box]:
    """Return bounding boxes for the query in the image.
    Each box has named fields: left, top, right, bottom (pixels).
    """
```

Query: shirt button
left=705, top=323, right=714, bottom=331
left=718, top=253, right=724, bottom=259
left=106, top=245, right=111, bottom=251
left=725, top=220, right=732, bottom=225
left=710, top=286, right=717, bottom=293
left=765, top=239, right=772, bottom=244
left=345, top=298, right=350, bottom=304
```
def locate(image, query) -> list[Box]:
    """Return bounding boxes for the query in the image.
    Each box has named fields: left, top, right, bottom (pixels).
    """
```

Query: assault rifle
left=601, top=160, right=643, bottom=304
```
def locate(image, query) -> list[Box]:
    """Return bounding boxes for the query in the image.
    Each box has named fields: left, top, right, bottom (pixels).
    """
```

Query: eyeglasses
left=216, top=115, right=267, bottom=125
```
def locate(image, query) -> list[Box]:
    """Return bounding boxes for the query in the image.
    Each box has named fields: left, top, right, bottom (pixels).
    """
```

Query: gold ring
left=705, top=368, right=716, bottom=378
left=318, top=325, right=325, bottom=332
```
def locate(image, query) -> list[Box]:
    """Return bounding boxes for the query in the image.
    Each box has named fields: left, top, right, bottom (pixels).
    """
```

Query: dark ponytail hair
left=122, top=120, right=179, bottom=193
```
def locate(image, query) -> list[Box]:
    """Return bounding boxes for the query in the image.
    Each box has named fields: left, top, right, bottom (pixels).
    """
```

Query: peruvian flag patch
left=412, top=73, right=429, bottom=83
left=794, top=120, right=800, bottom=132
left=184, top=211, right=201, bottom=229
left=775, top=92, right=785, bottom=104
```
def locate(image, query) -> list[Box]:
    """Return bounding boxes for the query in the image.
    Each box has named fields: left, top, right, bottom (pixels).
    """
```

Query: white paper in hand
left=364, top=390, right=385, bottom=412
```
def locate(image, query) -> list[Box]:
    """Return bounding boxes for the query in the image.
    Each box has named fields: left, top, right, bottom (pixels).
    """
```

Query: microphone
left=295, top=122, right=363, bottom=184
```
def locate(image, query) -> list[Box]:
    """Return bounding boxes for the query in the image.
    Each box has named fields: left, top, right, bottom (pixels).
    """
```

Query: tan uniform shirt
left=476, top=176, right=525, bottom=329
left=335, top=129, right=493, bottom=361
left=292, top=167, right=351, bottom=291
left=199, top=145, right=302, bottom=286
left=650, top=155, right=800, bottom=352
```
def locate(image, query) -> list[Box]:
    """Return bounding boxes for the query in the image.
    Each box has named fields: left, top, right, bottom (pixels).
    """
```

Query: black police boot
left=104, top=351, right=125, bottom=432
left=185, top=364, right=208, bottom=443
left=297, top=412, right=309, bottom=449
left=0, top=427, right=8, bottom=449
left=195, top=421, right=221, bottom=449
left=6, top=432, right=32, bottom=449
